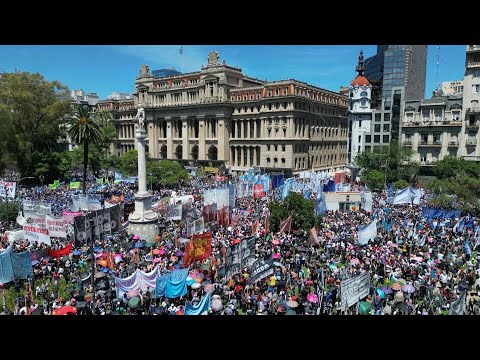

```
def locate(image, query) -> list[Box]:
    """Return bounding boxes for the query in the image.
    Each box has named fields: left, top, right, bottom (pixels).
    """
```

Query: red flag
left=231, top=213, right=241, bottom=227
left=253, top=184, right=265, bottom=198
left=309, top=226, right=319, bottom=245
left=279, top=215, right=292, bottom=234
left=183, top=232, right=213, bottom=268
left=48, top=243, right=72, bottom=259
left=265, top=216, right=270, bottom=234
left=251, top=219, right=259, bottom=234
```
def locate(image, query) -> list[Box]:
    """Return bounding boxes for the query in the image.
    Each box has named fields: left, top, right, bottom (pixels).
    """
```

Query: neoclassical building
left=99, top=51, right=348, bottom=175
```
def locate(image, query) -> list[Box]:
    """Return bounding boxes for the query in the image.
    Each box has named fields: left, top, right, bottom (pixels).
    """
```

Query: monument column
left=128, top=106, right=159, bottom=243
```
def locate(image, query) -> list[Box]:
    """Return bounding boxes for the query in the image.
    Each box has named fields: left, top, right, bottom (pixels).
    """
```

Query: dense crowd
left=1, top=171, right=480, bottom=316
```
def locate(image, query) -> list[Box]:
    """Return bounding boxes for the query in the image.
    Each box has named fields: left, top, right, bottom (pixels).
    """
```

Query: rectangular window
left=366, top=135, right=371, bottom=143
left=283, top=88, right=288, bottom=95
left=433, top=132, right=441, bottom=143
left=374, top=135, right=380, bottom=143
left=421, top=134, right=428, bottom=143
left=358, top=135, right=361, bottom=143
left=268, top=90, right=272, bottom=97
left=374, top=124, right=381, bottom=132
left=383, top=124, right=390, bottom=132
left=282, top=145, right=286, bottom=152
left=384, top=113, right=391, bottom=122
left=383, top=135, right=390, bottom=143
left=405, top=134, right=412, bottom=142
left=375, top=113, right=381, bottom=122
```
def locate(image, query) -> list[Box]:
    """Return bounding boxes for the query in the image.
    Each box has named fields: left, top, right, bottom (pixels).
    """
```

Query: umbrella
left=272, top=239, right=280, bottom=246
left=52, top=306, right=77, bottom=315
left=211, top=298, right=223, bottom=311
left=390, top=283, right=402, bottom=291
left=191, top=283, right=201, bottom=289
left=376, top=289, right=385, bottom=299
left=286, top=300, right=299, bottom=308
left=401, top=284, right=416, bottom=294
left=31, top=260, right=39, bottom=266
left=152, top=249, right=161, bottom=255
left=100, top=267, right=110, bottom=273
left=272, top=253, right=281, bottom=259
left=153, top=258, right=162, bottom=263
left=73, top=250, right=82, bottom=256
left=380, top=286, right=393, bottom=295
left=127, top=289, right=139, bottom=298
left=61, top=256, right=70, bottom=263
left=358, top=301, right=372, bottom=315
left=458, top=280, right=470, bottom=292
left=307, top=293, right=318, bottom=303
left=128, top=297, right=140, bottom=308
left=204, top=284, right=215, bottom=293
left=94, top=272, right=106, bottom=279
left=133, top=235, right=141, bottom=240
left=350, top=258, right=360, bottom=266
left=135, top=242, right=144, bottom=248
left=176, top=250, right=184, bottom=257
left=277, top=305, right=286, bottom=313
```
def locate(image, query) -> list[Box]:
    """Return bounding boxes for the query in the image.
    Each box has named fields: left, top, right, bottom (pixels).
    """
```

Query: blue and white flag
left=358, top=219, right=377, bottom=245
left=453, top=217, right=466, bottom=233
left=185, top=292, right=211, bottom=315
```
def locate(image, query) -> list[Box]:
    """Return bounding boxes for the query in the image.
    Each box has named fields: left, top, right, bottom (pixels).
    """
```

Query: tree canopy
left=147, top=160, right=189, bottom=187
left=268, top=192, right=320, bottom=233
left=427, top=156, right=480, bottom=211
left=355, top=141, right=419, bottom=186
left=0, top=71, right=71, bottom=182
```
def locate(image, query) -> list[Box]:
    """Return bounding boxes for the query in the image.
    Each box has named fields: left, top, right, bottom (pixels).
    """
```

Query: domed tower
left=347, top=50, right=373, bottom=166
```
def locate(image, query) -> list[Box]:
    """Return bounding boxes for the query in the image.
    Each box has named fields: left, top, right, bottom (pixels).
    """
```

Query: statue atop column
left=136, top=105, right=145, bottom=129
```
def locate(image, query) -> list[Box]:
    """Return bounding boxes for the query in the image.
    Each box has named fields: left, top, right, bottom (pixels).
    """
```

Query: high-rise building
left=103, top=51, right=348, bottom=175
left=364, top=45, right=427, bottom=102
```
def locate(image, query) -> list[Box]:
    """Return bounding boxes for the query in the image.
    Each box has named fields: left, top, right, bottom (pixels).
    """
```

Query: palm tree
left=68, top=105, right=103, bottom=194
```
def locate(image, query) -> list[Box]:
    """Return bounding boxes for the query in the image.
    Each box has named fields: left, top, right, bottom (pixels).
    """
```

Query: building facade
left=364, top=45, right=427, bottom=102
left=347, top=50, right=373, bottom=165
left=400, top=46, right=480, bottom=164
left=105, top=51, right=348, bottom=175
left=442, top=80, right=464, bottom=95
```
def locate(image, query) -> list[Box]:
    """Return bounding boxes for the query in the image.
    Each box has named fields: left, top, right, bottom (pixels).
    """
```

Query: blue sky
left=0, top=45, right=467, bottom=99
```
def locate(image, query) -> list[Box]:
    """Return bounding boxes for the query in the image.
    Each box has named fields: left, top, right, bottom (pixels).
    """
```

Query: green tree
left=147, top=160, right=189, bottom=187
left=118, top=149, right=139, bottom=177
left=0, top=202, right=18, bottom=222
left=433, top=156, right=480, bottom=179
left=67, top=105, right=103, bottom=194
left=394, top=179, right=410, bottom=190
left=0, top=71, right=71, bottom=180
left=355, top=141, right=419, bottom=183
left=269, top=192, right=319, bottom=233
left=363, top=170, right=385, bottom=191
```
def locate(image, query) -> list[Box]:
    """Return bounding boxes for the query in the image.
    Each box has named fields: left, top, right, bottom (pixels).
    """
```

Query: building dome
left=351, top=75, right=370, bottom=87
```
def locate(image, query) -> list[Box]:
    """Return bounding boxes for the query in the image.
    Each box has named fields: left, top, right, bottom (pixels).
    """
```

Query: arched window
left=360, top=91, right=368, bottom=97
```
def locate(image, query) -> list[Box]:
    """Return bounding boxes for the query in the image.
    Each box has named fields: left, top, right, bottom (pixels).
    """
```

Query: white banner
left=24, top=213, right=46, bottom=226
left=23, top=224, right=51, bottom=246
left=360, top=191, right=373, bottom=213
left=46, top=214, right=67, bottom=238
left=169, top=195, right=194, bottom=205
left=166, top=204, right=183, bottom=221
left=0, top=181, right=16, bottom=198
left=358, top=219, right=377, bottom=245
left=341, top=271, right=370, bottom=312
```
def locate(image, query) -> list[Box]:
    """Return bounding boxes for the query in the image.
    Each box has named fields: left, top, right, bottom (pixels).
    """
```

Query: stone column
left=181, top=116, right=189, bottom=160
left=217, top=117, right=229, bottom=161
left=240, top=121, right=244, bottom=139
left=166, top=117, right=174, bottom=159
left=237, top=146, right=242, bottom=166
left=198, top=115, right=206, bottom=160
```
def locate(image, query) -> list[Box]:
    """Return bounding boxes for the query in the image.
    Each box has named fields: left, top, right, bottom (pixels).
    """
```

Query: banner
left=23, top=225, right=51, bottom=246
left=73, top=205, right=120, bottom=245
left=169, top=195, right=194, bottom=205
left=360, top=191, right=373, bottom=213
left=225, top=236, right=256, bottom=279
left=449, top=291, right=466, bottom=315
left=114, top=267, right=161, bottom=298
left=48, top=183, right=59, bottom=190
left=279, top=215, right=292, bottom=234
left=183, top=232, right=212, bottom=267
left=62, top=210, right=82, bottom=225
left=72, top=194, right=88, bottom=211
left=228, top=183, right=236, bottom=209
left=25, top=213, right=46, bottom=226
left=340, top=271, right=370, bottom=312
left=358, top=219, right=377, bottom=245
left=166, top=204, right=183, bottom=221
left=47, top=244, right=73, bottom=259
left=248, top=255, right=274, bottom=285
left=0, top=181, right=16, bottom=198
left=0, top=247, right=14, bottom=284
left=10, top=251, right=33, bottom=280
left=187, top=217, right=205, bottom=237
left=46, top=214, right=67, bottom=238
left=309, top=227, right=319, bottom=245
left=87, top=194, right=102, bottom=211
left=253, top=183, right=265, bottom=198
left=69, top=181, right=81, bottom=189
left=185, top=292, right=211, bottom=315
